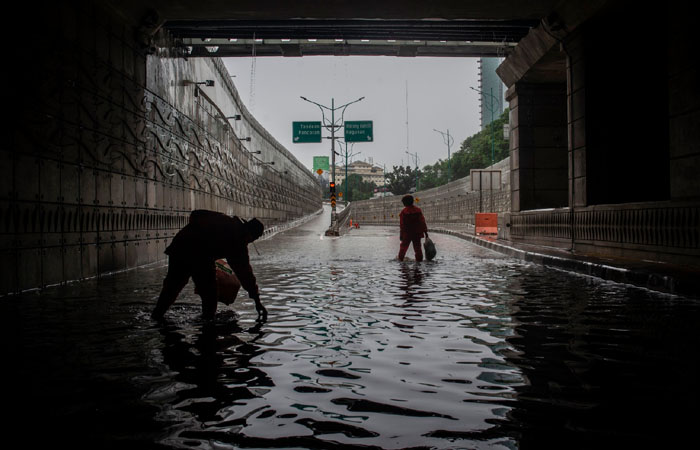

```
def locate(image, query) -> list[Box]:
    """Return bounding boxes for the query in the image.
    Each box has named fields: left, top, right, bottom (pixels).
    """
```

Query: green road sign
left=293, top=121, right=322, bottom=143
left=344, top=121, right=373, bottom=142
left=313, top=156, right=330, bottom=172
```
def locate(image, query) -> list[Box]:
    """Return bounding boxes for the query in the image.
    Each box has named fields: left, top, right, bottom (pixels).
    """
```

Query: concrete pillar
left=507, top=83, right=568, bottom=212
left=564, top=31, right=587, bottom=208
left=669, top=6, right=700, bottom=200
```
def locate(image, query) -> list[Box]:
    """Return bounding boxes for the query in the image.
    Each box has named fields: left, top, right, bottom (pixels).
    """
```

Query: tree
left=339, top=173, right=376, bottom=201
left=419, top=109, right=510, bottom=188
left=317, top=174, right=331, bottom=199
left=415, top=162, right=439, bottom=190
left=386, top=165, right=421, bottom=195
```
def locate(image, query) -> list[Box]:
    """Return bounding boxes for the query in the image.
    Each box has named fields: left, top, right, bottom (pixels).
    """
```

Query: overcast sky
left=223, top=56, right=483, bottom=172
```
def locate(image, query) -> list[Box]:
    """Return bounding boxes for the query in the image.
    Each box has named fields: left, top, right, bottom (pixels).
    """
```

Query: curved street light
left=433, top=129, right=454, bottom=183
left=470, top=86, right=499, bottom=167
left=299, top=95, right=365, bottom=225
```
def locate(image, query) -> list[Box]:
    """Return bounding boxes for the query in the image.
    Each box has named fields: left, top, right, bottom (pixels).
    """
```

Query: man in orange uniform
left=151, top=209, right=267, bottom=321
left=398, top=195, right=429, bottom=262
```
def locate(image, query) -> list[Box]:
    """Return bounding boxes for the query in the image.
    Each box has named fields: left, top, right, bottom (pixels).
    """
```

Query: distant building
left=478, top=57, right=506, bottom=130
left=333, top=160, right=385, bottom=186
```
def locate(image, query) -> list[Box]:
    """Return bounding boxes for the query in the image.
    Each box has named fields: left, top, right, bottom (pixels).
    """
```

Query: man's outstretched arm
left=228, top=252, right=267, bottom=320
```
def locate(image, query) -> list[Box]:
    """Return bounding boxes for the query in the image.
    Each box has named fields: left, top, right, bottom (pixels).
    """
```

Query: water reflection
left=1, top=215, right=698, bottom=449
left=398, top=262, right=426, bottom=304
left=148, top=319, right=268, bottom=428
left=500, top=270, right=699, bottom=448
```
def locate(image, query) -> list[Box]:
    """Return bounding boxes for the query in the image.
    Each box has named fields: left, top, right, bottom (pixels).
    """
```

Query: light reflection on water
left=1, top=211, right=698, bottom=449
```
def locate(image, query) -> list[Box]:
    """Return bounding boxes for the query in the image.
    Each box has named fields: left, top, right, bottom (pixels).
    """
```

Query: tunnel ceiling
left=110, top=0, right=560, bottom=21
left=105, top=0, right=559, bottom=57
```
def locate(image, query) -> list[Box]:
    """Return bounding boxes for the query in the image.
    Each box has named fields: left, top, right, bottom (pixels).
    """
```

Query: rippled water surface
left=2, top=210, right=699, bottom=449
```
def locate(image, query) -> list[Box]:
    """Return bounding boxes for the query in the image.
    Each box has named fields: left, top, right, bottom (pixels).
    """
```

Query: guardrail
left=336, top=203, right=353, bottom=230
left=259, top=208, right=323, bottom=241
left=323, top=203, right=353, bottom=236
left=509, top=201, right=700, bottom=252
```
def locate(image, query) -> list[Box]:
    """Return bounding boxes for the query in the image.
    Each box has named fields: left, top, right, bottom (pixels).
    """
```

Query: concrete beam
left=184, top=39, right=517, bottom=58
left=496, top=0, right=609, bottom=87
left=496, top=25, right=558, bottom=87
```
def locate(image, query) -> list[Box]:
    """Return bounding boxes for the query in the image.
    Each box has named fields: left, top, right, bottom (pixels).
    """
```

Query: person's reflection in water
left=398, top=262, right=426, bottom=306
left=156, top=316, right=272, bottom=423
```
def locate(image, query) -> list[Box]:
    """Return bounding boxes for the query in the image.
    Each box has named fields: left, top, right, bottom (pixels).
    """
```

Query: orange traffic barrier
left=475, top=213, right=498, bottom=235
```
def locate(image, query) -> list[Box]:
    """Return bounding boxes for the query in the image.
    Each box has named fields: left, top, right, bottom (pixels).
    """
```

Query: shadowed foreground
left=2, top=211, right=698, bottom=449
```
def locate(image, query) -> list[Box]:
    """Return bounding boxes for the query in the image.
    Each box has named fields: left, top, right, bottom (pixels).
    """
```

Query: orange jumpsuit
left=398, top=205, right=428, bottom=262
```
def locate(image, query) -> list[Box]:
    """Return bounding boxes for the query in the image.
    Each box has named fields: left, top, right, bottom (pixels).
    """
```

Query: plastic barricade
left=475, top=213, right=498, bottom=235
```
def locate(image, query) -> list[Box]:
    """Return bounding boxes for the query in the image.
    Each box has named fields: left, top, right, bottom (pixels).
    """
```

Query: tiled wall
left=0, top=2, right=321, bottom=294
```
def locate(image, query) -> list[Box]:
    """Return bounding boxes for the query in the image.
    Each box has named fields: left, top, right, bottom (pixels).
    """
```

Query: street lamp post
left=470, top=86, right=499, bottom=167
left=434, top=129, right=454, bottom=182
left=300, top=96, right=364, bottom=225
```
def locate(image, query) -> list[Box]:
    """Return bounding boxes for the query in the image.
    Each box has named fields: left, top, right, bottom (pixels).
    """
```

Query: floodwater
left=2, top=208, right=699, bottom=449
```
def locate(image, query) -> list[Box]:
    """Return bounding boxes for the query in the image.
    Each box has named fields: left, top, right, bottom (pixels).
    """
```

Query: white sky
left=223, top=56, right=482, bottom=172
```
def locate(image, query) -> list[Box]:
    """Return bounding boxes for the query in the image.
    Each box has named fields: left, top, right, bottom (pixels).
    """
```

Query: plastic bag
left=423, top=237, right=437, bottom=261
left=194, top=259, right=240, bottom=305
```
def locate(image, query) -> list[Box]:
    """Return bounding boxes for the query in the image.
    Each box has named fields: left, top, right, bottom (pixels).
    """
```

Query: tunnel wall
left=0, top=1, right=321, bottom=295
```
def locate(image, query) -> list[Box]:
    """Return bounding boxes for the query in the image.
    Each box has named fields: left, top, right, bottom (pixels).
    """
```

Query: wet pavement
left=2, top=207, right=699, bottom=449
left=432, top=227, right=700, bottom=299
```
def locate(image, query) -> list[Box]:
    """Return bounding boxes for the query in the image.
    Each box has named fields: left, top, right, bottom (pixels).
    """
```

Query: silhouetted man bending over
left=152, top=209, right=267, bottom=321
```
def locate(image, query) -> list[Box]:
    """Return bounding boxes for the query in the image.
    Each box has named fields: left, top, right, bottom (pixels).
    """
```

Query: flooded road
left=2, top=208, right=699, bottom=449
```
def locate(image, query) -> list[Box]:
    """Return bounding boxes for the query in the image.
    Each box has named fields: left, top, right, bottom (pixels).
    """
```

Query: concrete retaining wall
left=349, top=158, right=511, bottom=230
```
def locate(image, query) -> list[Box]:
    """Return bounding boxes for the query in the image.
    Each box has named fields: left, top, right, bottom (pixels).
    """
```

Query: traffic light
left=329, top=181, right=336, bottom=193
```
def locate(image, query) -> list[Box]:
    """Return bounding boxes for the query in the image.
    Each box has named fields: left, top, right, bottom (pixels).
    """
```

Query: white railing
left=258, top=208, right=323, bottom=241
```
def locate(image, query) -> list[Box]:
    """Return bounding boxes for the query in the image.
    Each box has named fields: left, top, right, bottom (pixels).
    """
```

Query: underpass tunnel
left=0, top=0, right=535, bottom=294
left=1, top=0, right=698, bottom=293
left=0, top=2, right=699, bottom=448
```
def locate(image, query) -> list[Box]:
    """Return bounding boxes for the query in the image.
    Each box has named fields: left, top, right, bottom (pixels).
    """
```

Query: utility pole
left=405, top=150, right=420, bottom=191
left=382, top=163, right=386, bottom=197
left=340, top=141, right=360, bottom=203
left=434, top=128, right=454, bottom=182
left=300, top=96, right=364, bottom=226
left=382, top=162, right=387, bottom=219
left=405, top=80, right=410, bottom=160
